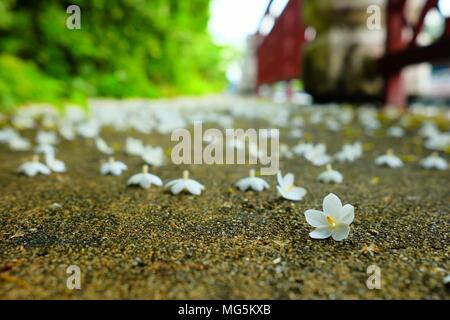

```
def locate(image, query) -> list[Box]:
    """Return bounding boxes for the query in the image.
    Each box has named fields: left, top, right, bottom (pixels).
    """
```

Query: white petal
left=148, top=174, right=163, bottom=186
left=340, top=204, right=354, bottom=225
left=276, top=171, right=283, bottom=186
left=170, top=181, right=185, bottom=194
left=165, top=179, right=179, bottom=188
left=186, top=180, right=203, bottom=195
left=138, top=178, right=151, bottom=189
left=236, top=178, right=251, bottom=191
left=127, top=174, right=142, bottom=185
left=309, top=227, right=333, bottom=239
left=323, top=193, right=342, bottom=218
left=283, top=173, right=294, bottom=187
left=331, top=224, right=350, bottom=241
left=304, top=209, right=328, bottom=228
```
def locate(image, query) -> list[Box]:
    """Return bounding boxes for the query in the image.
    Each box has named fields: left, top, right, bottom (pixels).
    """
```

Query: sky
left=209, top=0, right=289, bottom=48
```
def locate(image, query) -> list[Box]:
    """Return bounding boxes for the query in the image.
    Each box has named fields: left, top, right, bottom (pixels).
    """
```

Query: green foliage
left=0, top=0, right=225, bottom=111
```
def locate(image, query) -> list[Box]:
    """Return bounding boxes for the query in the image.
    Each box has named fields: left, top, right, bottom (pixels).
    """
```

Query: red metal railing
left=256, top=0, right=306, bottom=86
left=380, top=0, right=450, bottom=108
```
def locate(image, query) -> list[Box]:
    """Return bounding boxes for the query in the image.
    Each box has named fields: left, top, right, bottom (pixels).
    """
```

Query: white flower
left=317, top=164, right=343, bottom=184
left=36, top=131, right=58, bottom=145
left=375, top=149, right=403, bottom=168
left=292, top=142, right=313, bottom=156
left=8, top=135, right=31, bottom=151
left=165, top=170, right=204, bottom=195
left=304, top=193, right=354, bottom=241
left=127, top=165, right=163, bottom=189
left=141, top=145, right=164, bottom=166
left=95, top=137, right=114, bottom=155
left=58, top=122, right=76, bottom=140
left=100, top=157, right=128, bottom=176
left=279, top=144, right=293, bottom=159
left=304, top=144, right=331, bottom=166
left=334, top=142, right=362, bottom=163
left=424, top=132, right=450, bottom=151
left=0, top=127, right=18, bottom=143
left=235, top=169, right=269, bottom=192
left=77, top=121, right=100, bottom=138
left=420, top=152, right=448, bottom=170
left=45, top=153, right=66, bottom=173
left=387, top=126, right=405, bottom=138
left=18, top=155, right=51, bottom=176
left=276, top=171, right=306, bottom=201
left=125, top=137, right=144, bottom=156
left=35, top=144, right=55, bottom=156
left=288, top=128, right=303, bottom=138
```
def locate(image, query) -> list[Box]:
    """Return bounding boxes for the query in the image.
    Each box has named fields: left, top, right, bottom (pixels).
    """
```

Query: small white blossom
left=235, top=169, right=269, bottom=192
left=317, top=164, right=343, bottom=184
left=304, top=144, right=331, bottom=166
left=420, top=152, right=448, bottom=170
left=95, top=137, right=114, bottom=155
left=387, top=126, right=405, bottom=138
left=165, top=170, right=204, bottom=195
left=45, top=153, right=66, bottom=173
left=304, top=193, right=354, bottom=241
left=9, top=135, right=31, bottom=151
left=292, top=142, right=313, bottom=156
left=125, top=137, right=144, bottom=156
left=100, top=157, right=127, bottom=176
left=141, top=145, right=164, bottom=166
left=276, top=171, right=306, bottom=201
left=334, top=142, right=362, bottom=163
left=77, top=121, right=100, bottom=139
left=375, top=149, right=403, bottom=168
left=18, top=155, right=51, bottom=176
left=424, top=132, right=450, bottom=151
left=58, top=122, right=76, bottom=140
left=127, top=165, right=163, bottom=189
left=36, top=131, right=58, bottom=145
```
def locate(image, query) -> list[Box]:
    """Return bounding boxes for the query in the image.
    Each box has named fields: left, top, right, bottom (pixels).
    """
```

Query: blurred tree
left=0, top=0, right=225, bottom=111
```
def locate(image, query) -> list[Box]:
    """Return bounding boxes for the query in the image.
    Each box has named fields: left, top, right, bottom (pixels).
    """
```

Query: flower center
left=326, top=215, right=336, bottom=227
left=249, top=169, right=255, bottom=178
left=183, top=170, right=189, bottom=180
left=142, top=165, right=149, bottom=174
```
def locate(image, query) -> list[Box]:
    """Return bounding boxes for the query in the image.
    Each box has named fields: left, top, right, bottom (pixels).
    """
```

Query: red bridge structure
left=379, top=0, right=450, bottom=108
left=255, top=0, right=450, bottom=108
left=256, top=0, right=306, bottom=87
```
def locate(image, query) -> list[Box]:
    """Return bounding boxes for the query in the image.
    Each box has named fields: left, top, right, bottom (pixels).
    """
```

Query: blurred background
left=0, top=0, right=449, bottom=112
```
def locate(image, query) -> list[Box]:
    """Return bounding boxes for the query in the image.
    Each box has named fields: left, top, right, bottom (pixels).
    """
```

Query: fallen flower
left=375, top=149, right=404, bottom=168
left=127, top=165, right=163, bottom=189
left=125, top=137, right=144, bottom=156
left=18, top=155, right=51, bottom=176
left=236, top=169, right=269, bottom=192
left=387, top=126, right=405, bottom=138
left=95, top=137, right=114, bottom=155
left=276, top=171, right=306, bottom=201
left=36, top=131, right=58, bottom=145
left=45, top=153, right=66, bottom=173
left=165, top=170, right=204, bottom=195
left=304, top=193, right=354, bottom=241
left=100, top=157, right=128, bottom=176
left=317, top=164, right=343, bottom=184
left=420, top=152, right=448, bottom=170
left=141, top=145, right=164, bottom=166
